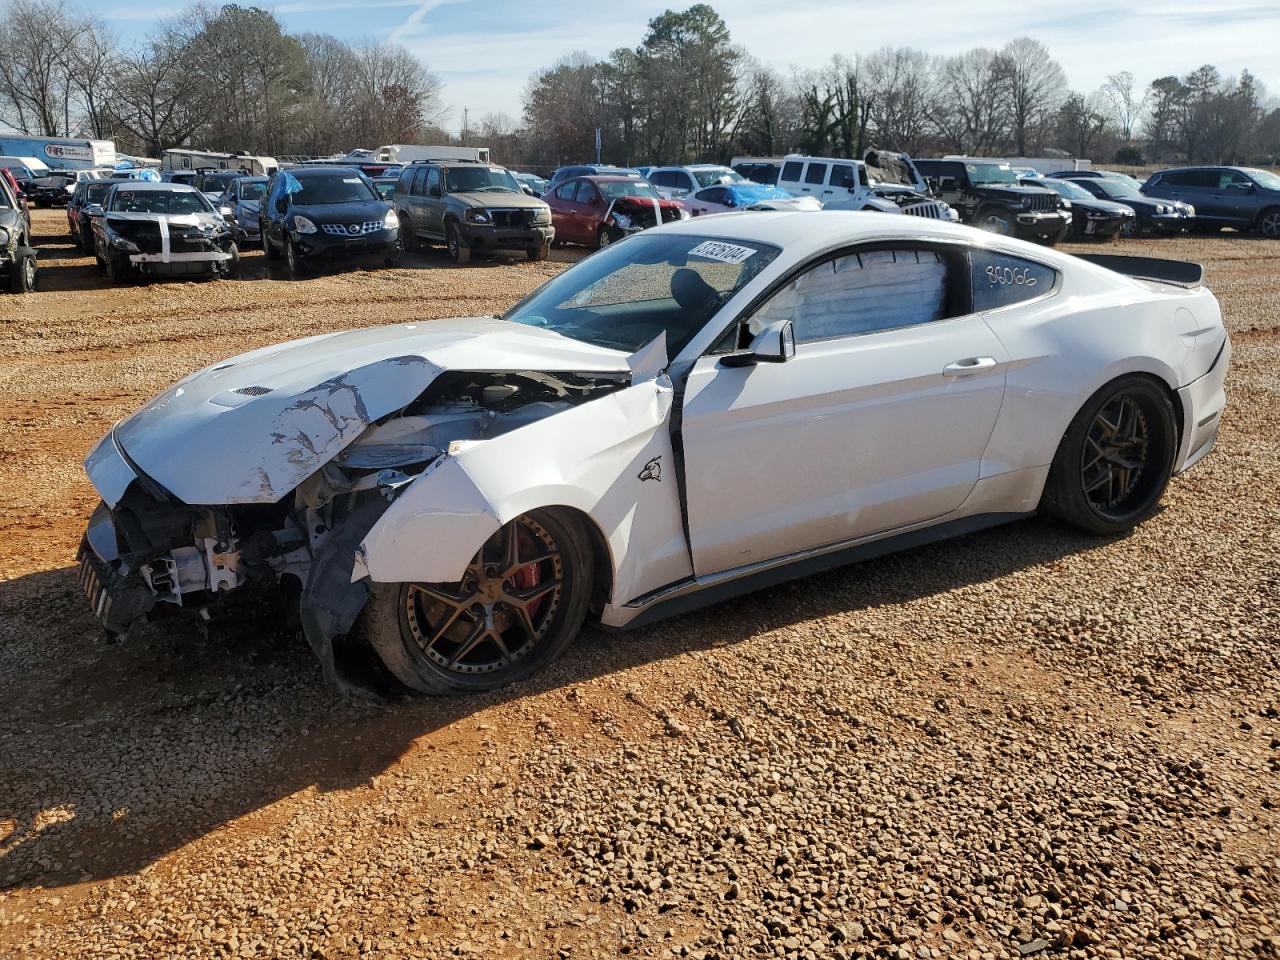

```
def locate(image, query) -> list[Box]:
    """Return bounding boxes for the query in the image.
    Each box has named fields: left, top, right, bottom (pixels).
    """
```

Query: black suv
left=0, top=172, right=36, bottom=292
left=392, top=161, right=553, bottom=264
left=259, top=166, right=402, bottom=276
left=1142, top=166, right=1280, bottom=239
left=915, top=158, right=1071, bottom=244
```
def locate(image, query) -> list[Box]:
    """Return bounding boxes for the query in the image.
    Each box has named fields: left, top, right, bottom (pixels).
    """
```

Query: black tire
left=222, top=243, right=239, bottom=278
left=10, top=250, right=36, bottom=292
left=285, top=238, right=306, bottom=278
left=397, top=210, right=417, bottom=250
left=360, top=509, right=594, bottom=695
left=1121, top=216, right=1142, bottom=238
left=597, top=226, right=615, bottom=250
left=527, top=240, right=550, bottom=261
left=974, top=206, right=1013, bottom=236
left=383, top=238, right=404, bottom=268
left=1258, top=206, right=1280, bottom=240
left=104, top=248, right=129, bottom=284
left=1039, top=375, right=1178, bottom=536
left=262, top=229, right=280, bottom=260
left=446, top=222, right=470, bottom=264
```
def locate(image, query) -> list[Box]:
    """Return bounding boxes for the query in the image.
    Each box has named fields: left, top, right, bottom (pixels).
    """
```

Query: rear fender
left=357, top=377, right=693, bottom=606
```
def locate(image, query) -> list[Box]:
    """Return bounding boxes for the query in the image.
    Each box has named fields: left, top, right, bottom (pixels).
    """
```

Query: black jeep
left=915, top=158, right=1071, bottom=245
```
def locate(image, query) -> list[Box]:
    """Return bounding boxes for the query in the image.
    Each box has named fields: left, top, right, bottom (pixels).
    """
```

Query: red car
left=543, top=175, right=687, bottom=249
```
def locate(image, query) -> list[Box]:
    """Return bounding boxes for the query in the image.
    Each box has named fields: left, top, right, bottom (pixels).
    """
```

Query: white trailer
left=162, top=149, right=278, bottom=176
left=373, top=144, right=490, bottom=164
left=0, top=135, right=114, bottom=170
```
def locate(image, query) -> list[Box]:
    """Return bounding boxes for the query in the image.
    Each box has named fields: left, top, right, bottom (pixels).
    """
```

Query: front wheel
left=285, top=238, right=306, bottom=278
left=975, top=206, right=1012, bottom=235
left=10, top=251, right=36, bottom=292
left=1121, top=216, right=1141, bottom=238
left=360, top=509, right=594, bottom=694
left=597, top=226, right=615, bottom=249
left=1039, top=376, right=1178, bottom=536
left=446, top=223, right=471, bottom=264
left=262, top=229, right=280, bottom=260
left=527, top=240, right=550, bottom=261
left=1258, top=207, right=1280, bottom=240
left=222, top=243, right=239, bottom=278
left=104, top=249, right=129, bottom=284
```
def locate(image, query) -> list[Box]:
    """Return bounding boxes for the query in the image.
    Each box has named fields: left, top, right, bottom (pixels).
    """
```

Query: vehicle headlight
left=292, top=215, right=318, bottom=234
left=1060, top=200, right=1072, bottom=210
left=1183, top=204, right=1195, bottom=217
left=611, top=212, right=632, bottom=229
left=1020, top=197, right=1032, bottom=208
left=466, top=209, right=491, bottom=224
left=110, top=235, right=138, bottom=252
left=383, top=208, right=399, bottom=229
left=0, top=227, right=9, bottom=247
left=532, top=207, right=551, bottom=224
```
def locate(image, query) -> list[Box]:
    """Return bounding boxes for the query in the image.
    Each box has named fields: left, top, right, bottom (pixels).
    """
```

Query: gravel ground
left=1, top=210, right=1277, bottom=959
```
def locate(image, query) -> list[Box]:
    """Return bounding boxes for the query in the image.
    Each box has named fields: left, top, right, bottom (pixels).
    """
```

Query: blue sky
left=95, top=0, right=1280, bottom=134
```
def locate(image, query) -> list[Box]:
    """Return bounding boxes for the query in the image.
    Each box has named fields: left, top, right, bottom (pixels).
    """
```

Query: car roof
left=110, top=181, right=198, bottom=192
left=580, top=175, right=648, bottom=183
left=287, top=165, right=365, bottom=177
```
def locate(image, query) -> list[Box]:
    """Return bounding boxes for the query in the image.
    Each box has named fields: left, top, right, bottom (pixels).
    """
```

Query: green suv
left=392, top=160, right=554, bottom=264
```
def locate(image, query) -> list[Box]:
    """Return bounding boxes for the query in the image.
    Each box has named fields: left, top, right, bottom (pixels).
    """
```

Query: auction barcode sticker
left=689, top=241, right=756, bottom=264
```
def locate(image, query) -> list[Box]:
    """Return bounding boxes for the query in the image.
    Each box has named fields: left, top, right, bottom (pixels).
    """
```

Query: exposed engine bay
left=79, top=368, right=629, bottom=692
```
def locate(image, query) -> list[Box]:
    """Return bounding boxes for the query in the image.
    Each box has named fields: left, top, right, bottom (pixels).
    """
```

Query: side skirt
left=616, top=511, right=1032, bottom=631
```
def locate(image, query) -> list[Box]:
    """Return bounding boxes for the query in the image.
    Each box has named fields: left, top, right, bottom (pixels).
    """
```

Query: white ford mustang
left=78, top=212, right=1230, bottom=695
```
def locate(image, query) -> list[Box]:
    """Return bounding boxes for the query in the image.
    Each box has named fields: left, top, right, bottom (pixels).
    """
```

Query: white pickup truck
left=774, top=151, right=957, bottom=221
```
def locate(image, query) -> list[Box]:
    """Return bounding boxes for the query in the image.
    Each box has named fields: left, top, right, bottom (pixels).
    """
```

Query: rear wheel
left=1040, top=376, right=1178, bottom=536
left=1258, top=207, right=1280, bottom=239
left=361, top=509, right=594, bottom=694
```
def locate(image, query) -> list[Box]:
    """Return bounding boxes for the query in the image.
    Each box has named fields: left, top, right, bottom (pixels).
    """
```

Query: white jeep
left=775, top=151, right=957, bottom=222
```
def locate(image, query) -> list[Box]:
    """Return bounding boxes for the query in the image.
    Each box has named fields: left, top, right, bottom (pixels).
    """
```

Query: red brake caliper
left=511, top=528, right=545, bottom=620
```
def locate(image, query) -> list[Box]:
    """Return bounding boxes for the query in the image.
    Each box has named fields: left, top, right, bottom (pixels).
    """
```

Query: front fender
left=357, top=377, right=693, bottom=606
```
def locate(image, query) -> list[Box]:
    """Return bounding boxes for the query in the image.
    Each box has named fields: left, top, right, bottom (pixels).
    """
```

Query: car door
left=798, top=161, right=827, bottom=199
left=420, top=167, right=444, bottom=238
left=1215, top=170, right=1256, bottom=226
left=1160, top=170, right=1219, bottom=219
left=547, top=181, right=577, bottom=242
left=573, top=181, right=604, bottom=240
left=687, top=186, right=727, bottom=216
left=823, top=163, right=856, bottom=204
left=679, top=243, right=1009, bottom=576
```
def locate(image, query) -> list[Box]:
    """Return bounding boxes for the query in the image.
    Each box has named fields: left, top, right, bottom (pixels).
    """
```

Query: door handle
left=943, top=356, right=998, bottom=376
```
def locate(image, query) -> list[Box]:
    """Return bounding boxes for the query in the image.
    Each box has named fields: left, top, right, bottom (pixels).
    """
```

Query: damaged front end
left=603, top=196, right=688, bottom=239
left=78, top=355, right=630, bottom=693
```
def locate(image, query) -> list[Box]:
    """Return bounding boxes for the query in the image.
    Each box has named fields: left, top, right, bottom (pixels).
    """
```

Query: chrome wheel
left=1121, top=216, right=1140, bottom=237
left=403, top=516, right=564, bottom=676
left=1081, top=393, right=1150, bottom=518
left=1260, top=208, right=1280, bottom=239
left=597, top=227, right=612, bottom=249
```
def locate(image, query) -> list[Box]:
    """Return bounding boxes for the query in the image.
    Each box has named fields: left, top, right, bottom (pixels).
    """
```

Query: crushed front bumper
left=461, top=223, right=553, bottom=251
left=292, top=228, right=400, bottom=262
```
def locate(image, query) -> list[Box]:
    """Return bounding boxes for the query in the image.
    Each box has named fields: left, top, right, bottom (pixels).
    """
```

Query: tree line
left=0, top=0, right=446, bottom=157
left=516, top=4, right=1279, bottom=170
left=2, top=0, right=1277, bottom=171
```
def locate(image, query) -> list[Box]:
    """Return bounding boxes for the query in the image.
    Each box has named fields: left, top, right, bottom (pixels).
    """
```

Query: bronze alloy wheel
left=1081, top=393, right=1150, bottom=519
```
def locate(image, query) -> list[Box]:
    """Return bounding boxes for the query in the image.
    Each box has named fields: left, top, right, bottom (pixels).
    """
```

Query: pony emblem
left=638, top=456, right=662, bottom=482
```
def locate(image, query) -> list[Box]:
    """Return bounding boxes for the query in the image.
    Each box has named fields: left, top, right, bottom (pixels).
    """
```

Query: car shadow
left=0, top=514, right=1114, bottom=890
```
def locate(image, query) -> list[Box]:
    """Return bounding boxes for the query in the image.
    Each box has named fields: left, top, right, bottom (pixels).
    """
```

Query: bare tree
left=107, top=25, right=212, bottom=157
left=1099, top=71, right=1147, bottom=142
left=997, top=38, right=1066, bottom=155
left=67, top=17, right=119, bottom=139
left=0, top=0, right=78, bottom=134
left=932, top=49, right=1008, bottom=155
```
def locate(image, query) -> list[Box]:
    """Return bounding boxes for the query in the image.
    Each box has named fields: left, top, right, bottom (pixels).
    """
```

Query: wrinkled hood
left=614, top=195, right=682, bottom=211
left=290, top=199, right=390, bottom=225
left=451, top=190, right=546, bottom=209
left=104, top=318, right=631, bottom=505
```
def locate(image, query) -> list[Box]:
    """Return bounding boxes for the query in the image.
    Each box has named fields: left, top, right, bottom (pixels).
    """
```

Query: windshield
left=374, top=181, right=395, bottom=199
left=2, top=163, right=32, bottom=177
left=203, top=173, right=237, bottom=190
left=85, top=182, right=112, bottom=203
left=967, top=163, right=1017, bottom=185
left=504, top=233, right=780, bottom=356
left=1246, top=168, right=1280, bottom=191
left=1038, top=179, right=1092, bottom=201
left=237, top=180, right=267, bottom=201
left=599, top=180, right=661, bottom=200
left=110, top=189, right=214, bottom=215
left=693, top=167, right=744, bottom=188
left=286, top=172, right=377, bottom=204
left=1095, top=179, right=1141, bottom=200
left=446, top=165, right=521, bottom=193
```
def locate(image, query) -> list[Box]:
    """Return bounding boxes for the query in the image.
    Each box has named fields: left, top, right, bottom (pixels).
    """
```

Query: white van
left=775, top=153, right=956, bottom=221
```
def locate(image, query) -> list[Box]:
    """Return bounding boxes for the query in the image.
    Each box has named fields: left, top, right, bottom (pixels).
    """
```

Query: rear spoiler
left=1074, top=254, right=1204, bottom=288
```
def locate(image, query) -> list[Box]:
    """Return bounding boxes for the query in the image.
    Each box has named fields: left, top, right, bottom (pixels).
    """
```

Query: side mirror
left=83, top=203, right=103, bottom=217
left=720, top=320, right=796, bottom=368
left=724, top=198, right=736, bottom=208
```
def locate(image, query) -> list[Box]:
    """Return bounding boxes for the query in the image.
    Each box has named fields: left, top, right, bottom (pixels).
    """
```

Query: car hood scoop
left=108, top=317, right=631, bottom=505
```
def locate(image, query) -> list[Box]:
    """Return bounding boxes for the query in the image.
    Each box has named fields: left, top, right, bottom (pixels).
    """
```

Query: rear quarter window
left=970, top=250, right=1057, bottom=311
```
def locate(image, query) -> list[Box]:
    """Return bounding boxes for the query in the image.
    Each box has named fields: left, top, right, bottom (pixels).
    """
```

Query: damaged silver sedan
left=78, top=212, right=1229, bottom=695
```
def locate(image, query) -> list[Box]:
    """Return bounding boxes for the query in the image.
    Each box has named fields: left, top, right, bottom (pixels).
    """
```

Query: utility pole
left=462, top=108, right=469, bottom=145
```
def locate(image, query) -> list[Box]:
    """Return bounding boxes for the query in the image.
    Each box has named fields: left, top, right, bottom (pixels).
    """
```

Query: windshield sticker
left=689, top=240, right=755, bottom=264
left=342, top=177, right=361, bottom=184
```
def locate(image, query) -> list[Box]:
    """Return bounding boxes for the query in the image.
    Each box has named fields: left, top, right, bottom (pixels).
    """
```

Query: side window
left=574, top=181, right=599, bottom=204
left=752, top=248, right=954, bottom=343
left=398, top=167, right=416, bottom=190
left=804, top=163, right=827, bottom=185
left=425, top=168, right=441, bottom=195
left=701, top=187, right=726, bottom=205
left=969, top=250, right=1057, bottom=312
left=1220, top=170, right=1251, bottom=191
left=829, top=164, right=855, bottom=189
left=554, top=181, right=576, bottom=200
left=780, top=161, right=804, bottom=183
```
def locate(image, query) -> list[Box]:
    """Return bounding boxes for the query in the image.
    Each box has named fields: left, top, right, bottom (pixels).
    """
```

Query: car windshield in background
left=204, top=174, right=237, bottom=190
left=1095, top=180, right=1142, bottom=200
left=86, top=182, right=112, bottom=202
left=693, top=168, right=744, bottom=187
left=238, top=180, right=267, bottom=201
left=288, top=174, right=377, bottom=204
left=111, top=189, right=214, bottom=215
left=599, top=180, right=661, bottom=200
left=1246, top=168, right=1280, bottom=191
left=504, top=233, right=781, bottom=356
left=1039, top=179, right=1092, bottom=201
left=446, top=166, right=521, bottom=193
left=967, top=163, right=1017, bottom=185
